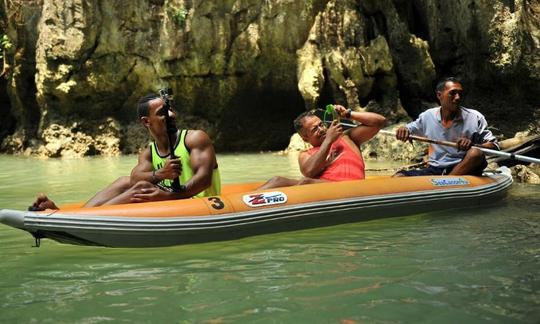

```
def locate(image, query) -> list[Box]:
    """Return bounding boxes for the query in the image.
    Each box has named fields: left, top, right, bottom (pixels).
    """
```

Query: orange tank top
left=306, top=137, right=365, bottom=181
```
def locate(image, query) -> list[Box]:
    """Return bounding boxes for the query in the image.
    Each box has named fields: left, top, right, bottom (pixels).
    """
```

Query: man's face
left=300, top=115, right=326, bottom=146
left=437, top=81, right=463, bottom=113
left=142, top=98, right=177, bottom=134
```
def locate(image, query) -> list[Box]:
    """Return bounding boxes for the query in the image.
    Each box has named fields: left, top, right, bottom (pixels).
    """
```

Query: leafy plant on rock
left=0, top=34, right=12, bottom=77
left=171, top=7, right=188, bottom=28
left=0, top=34, right=12, bottom=58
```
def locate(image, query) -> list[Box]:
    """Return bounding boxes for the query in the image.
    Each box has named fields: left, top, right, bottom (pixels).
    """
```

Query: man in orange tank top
left=259, top=105, right=386, bottom=189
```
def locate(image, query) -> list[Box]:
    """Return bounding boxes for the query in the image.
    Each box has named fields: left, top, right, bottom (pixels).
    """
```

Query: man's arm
left=396, top=111, right=427, bottom=142
left=456, top=115, right=499, bottom=151
left=298, top=120, right=342, bottom=178
left=173, top=130, right=217, bottom=198
left=477, top=114, right=499, bottom=150
left=130, top=147, right=181, bottom=186
left=455, top=136, right=498, bottom=151
left=480, top=141, right=498, bottom=149
left=334, top=105, right=386, bottom=147
left=130, top=148, right=154, bottom=185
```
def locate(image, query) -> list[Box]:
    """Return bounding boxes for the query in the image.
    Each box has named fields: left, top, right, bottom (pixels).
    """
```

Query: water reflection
left=0, top=154, right=538, bottom=323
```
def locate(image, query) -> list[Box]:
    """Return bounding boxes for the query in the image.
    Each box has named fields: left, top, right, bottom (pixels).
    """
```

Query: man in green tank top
left=127, top=93, right=221, bottom=201
left=31, top=93, right=221, bottom=210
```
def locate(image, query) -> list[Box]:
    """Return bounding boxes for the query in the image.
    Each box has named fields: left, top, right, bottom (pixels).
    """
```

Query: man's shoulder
left=460, top=106, right=485, bottom=119
left=185, top=129, right=212, bottom=148
left=423, top=107, right=440, bottom=115
left=138, top=145, right=152, bottom=160
left=185, top=129, right=209, bottom=136
left=415, top=107, right=439, bottom=120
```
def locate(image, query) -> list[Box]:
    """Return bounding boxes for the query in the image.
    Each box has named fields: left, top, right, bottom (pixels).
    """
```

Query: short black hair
left=436, top=77, right=462, bottom=92
left=137, top=94, right=160, bottom=118
left=293, top=110, right=317, bottom=134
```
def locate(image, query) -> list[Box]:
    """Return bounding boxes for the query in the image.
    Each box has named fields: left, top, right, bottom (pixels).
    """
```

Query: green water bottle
left=325, top=104, right=340, bottom=124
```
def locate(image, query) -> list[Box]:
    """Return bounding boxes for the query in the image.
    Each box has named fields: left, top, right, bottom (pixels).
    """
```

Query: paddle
left=378, top=129, right=540, bottom=164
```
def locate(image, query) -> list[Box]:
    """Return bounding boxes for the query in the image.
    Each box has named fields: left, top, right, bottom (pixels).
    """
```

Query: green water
left=0, top=154, right=538, bottom=323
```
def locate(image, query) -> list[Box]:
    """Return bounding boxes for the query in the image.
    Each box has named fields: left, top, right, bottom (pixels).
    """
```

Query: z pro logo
left=242, top=192, right=288, bottom=208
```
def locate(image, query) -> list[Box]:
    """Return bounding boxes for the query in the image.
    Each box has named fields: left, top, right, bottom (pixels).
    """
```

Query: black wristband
left=151, top=170, right=159, bottom=184
left=345, top=108, right=352, bottom=119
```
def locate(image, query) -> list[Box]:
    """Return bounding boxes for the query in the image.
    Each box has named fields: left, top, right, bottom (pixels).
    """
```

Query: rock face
left=512, top=165, right=540, bottom=184
left=0, top=0, right=539, bottom=157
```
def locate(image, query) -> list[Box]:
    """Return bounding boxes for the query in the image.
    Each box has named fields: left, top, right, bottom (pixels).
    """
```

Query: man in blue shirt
left=395, top=77, right=499, bottom=176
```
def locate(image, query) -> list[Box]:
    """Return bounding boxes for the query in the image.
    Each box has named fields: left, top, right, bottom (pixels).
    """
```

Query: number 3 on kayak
left=207, top=197, right=225, bottom=210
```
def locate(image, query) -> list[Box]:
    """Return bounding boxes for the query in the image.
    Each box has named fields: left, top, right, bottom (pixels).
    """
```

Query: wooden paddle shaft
left=378, top=130, right=540, bottom=164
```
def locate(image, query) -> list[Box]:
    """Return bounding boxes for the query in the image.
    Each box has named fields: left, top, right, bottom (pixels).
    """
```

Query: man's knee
left=297, top=178, right=310, bottom=185
left=131, top=180, right=154, bottom=190
left=114, top=176, right=132, bottom=190
left=465, top=148, right=485, bottom=164
left=298, top=177, right=321, bottom=185
left=267, top=176, right=300, bottom=188
left=115, top=176, right=130, bottom=183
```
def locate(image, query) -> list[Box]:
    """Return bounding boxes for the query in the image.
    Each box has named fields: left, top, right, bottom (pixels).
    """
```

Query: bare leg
left=449, top=148, right=486, bottom=175
left=83, top=176, right=132, bottom=207
left=297, top=177, right=326, bottom=185
left=257, top=176, right=302, bottom=190
left=257, top=176, right=325, bottom=190
left=100, top=180, right=155, bottom=206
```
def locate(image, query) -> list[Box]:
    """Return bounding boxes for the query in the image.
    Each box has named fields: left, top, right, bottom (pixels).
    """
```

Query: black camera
left=157, top=87, right=183, bottom=191
left=158, top=88, right=176, bottom=129
left=158, top=88, right=173, bottom=106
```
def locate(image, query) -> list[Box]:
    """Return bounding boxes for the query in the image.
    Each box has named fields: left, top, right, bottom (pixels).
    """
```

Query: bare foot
left=29, top=194, right=59, bottom=211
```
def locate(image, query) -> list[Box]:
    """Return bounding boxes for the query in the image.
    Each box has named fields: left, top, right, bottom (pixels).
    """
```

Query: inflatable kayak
left=0, top=167, right=513, bottom=248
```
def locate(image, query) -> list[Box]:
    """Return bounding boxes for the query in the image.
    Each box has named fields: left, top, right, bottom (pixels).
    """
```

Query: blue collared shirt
left=406, top=106, right=498, bottom=168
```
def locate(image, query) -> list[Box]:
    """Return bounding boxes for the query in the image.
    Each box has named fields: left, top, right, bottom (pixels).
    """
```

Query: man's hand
left=333, top=105, right=348, bottom=117
left=456, top=137, right=473, bottom=151
left=325, top=149, right=343, bottom=167
left=324, top=120, right=343, bottom=144
left=395, top=127, right=410, bottom=142
left=130, top=186, right=169, bottom=203
left=157, top=158, right=182, bottom=180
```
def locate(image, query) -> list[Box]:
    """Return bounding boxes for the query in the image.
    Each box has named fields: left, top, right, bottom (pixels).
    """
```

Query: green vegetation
left=172, top=7, right=188, bottom=28
left=0, top=34, right=12, bottom=59
left=306, top=0, right=313, bottom=12
left=1, top=33, right=12, bottom=77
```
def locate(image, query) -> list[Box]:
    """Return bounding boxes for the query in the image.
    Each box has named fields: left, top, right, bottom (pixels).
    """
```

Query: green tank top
left=150, top=129, right=221, bottom=198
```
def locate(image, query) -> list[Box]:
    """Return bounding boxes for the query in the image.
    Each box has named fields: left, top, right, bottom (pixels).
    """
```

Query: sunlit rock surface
left=0, top=0, right=538, bottom=157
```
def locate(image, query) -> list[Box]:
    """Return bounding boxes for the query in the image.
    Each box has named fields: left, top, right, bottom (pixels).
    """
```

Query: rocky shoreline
left=0, top=1, right=538, bottom=181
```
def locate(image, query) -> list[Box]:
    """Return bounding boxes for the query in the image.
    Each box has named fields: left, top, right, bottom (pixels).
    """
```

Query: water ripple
left=0, top=156, right=539, bottom=323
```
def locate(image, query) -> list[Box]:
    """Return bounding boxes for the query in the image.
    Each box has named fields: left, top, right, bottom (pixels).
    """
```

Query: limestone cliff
left=0, top=0, right=538, bottom=157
